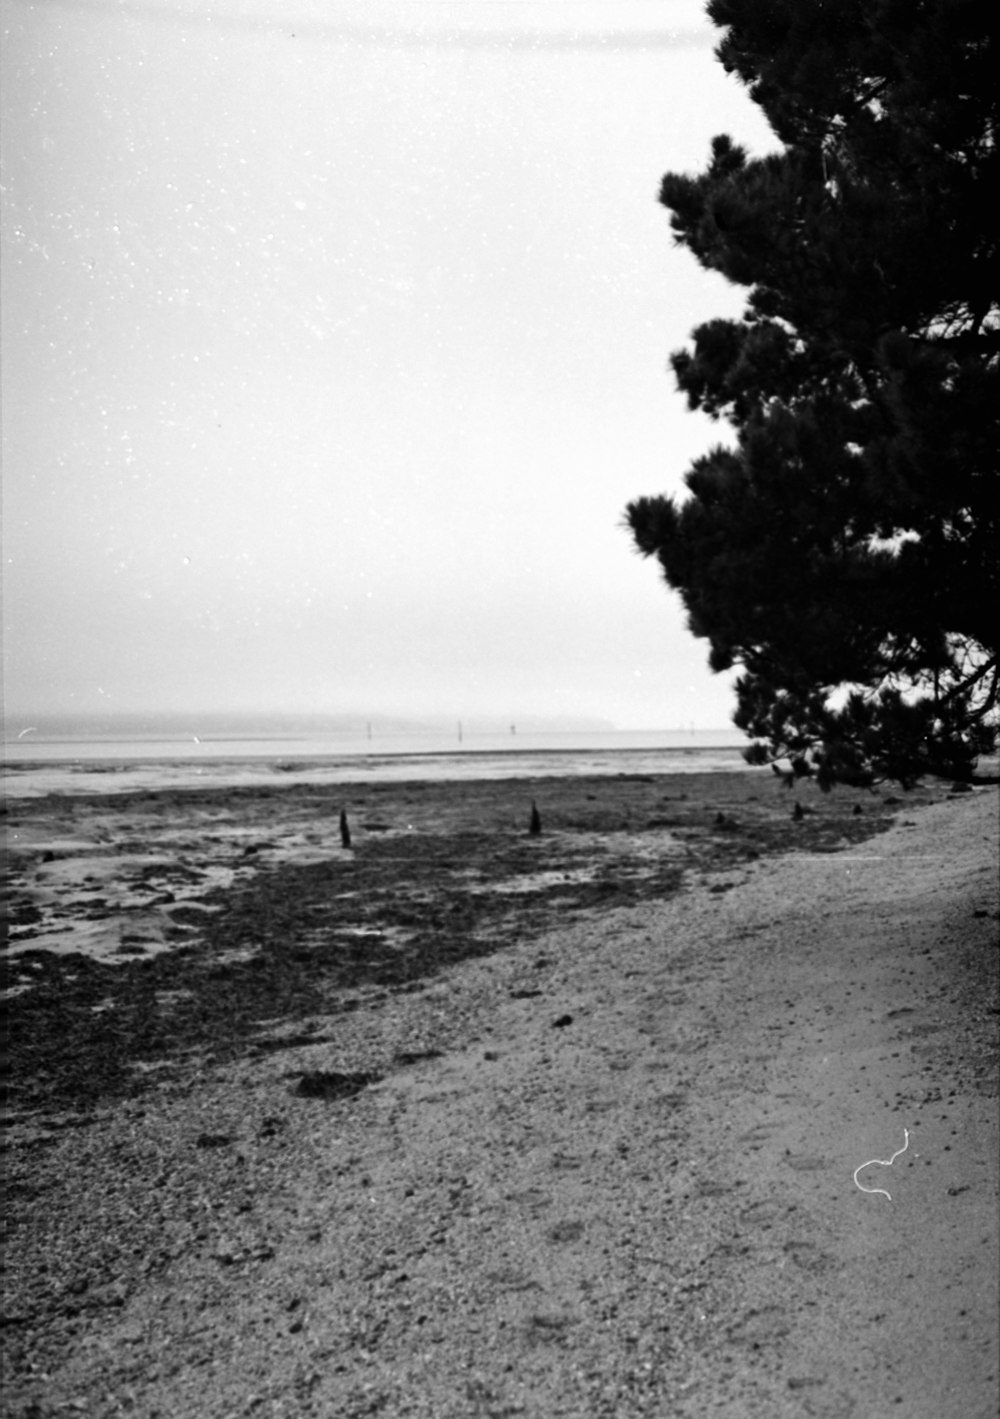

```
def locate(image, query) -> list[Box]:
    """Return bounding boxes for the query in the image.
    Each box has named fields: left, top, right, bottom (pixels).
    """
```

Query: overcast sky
left=2, top=0, right=775, bottom=731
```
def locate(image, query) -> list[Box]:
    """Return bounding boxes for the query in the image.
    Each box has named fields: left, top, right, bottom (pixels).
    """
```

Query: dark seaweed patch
left=293, top=1070, right=379, bottom=1101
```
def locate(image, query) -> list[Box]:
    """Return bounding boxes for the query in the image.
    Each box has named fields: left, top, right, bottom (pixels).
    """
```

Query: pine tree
left=627, top=0, right=998, bottom=787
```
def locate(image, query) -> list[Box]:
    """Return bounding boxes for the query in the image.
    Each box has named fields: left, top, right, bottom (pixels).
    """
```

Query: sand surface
left=2, top=773, right=998, bottom=1417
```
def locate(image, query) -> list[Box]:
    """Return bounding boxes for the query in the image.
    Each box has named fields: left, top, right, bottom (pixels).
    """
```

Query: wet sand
left=1, top=771, right=997, bottom=1417
left=6, top=769, right=892, bottom=1110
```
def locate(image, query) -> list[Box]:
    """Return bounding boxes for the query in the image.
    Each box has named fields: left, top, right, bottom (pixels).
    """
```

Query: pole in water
left=340, top=809, right=352, bottom=849
left=529, top=801, right=542, bottom=836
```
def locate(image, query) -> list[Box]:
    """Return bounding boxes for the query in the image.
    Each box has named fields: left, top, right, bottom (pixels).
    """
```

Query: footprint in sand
left=738, top=1121, right=782, bottom=1149
left=693, top=1179, right=730, bottom=1198
left=786, top=1154, right=827, bottom=1171
left=727, top=1303, right=791, bottom=1346
left=739, top=1198, right=787, bottom=1225
left=783, top=1239, right=836, bottom=1274
left=546, top=1219, right=585, bottom=1244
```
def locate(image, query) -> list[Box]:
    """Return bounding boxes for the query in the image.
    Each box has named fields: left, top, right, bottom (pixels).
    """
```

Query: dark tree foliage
left=627, top=0, right=999, bottom=788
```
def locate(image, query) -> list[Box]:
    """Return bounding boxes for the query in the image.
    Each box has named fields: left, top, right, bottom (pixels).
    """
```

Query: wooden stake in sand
left=529, top=802, right=542, bottom=836
left=340, top=810, right=352, bottom=849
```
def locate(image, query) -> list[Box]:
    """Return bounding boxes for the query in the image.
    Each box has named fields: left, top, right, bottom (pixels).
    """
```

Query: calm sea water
left=2, top=727, right=751, bottom=798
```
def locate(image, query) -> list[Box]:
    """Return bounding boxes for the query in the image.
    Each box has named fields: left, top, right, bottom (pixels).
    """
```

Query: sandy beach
left=2, top=769, right=997, bottom=1417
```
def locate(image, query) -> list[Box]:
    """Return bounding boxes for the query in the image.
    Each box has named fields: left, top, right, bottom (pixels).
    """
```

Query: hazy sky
left=2, top=0, right=775, bottom=730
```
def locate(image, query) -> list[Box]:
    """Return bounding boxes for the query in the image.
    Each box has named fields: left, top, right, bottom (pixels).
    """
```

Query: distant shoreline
left=3, top=725, right=740, bottom=750
left=2, top=739, right=753, bottom=799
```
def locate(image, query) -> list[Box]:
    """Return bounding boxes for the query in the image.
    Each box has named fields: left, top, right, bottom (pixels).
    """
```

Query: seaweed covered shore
left=4, top=769, right=897, bottom=1115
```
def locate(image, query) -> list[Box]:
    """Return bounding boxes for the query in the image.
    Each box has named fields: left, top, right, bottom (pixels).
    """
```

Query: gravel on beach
left=2, top=772, right=997, bottom=1418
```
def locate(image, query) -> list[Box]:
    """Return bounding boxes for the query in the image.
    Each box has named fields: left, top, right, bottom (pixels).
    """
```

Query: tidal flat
left=3, top=768, right=901, bottom=1113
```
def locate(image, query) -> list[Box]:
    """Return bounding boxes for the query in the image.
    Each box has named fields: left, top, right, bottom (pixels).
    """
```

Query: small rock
left=552, top=1014, right=574, bottom=1029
